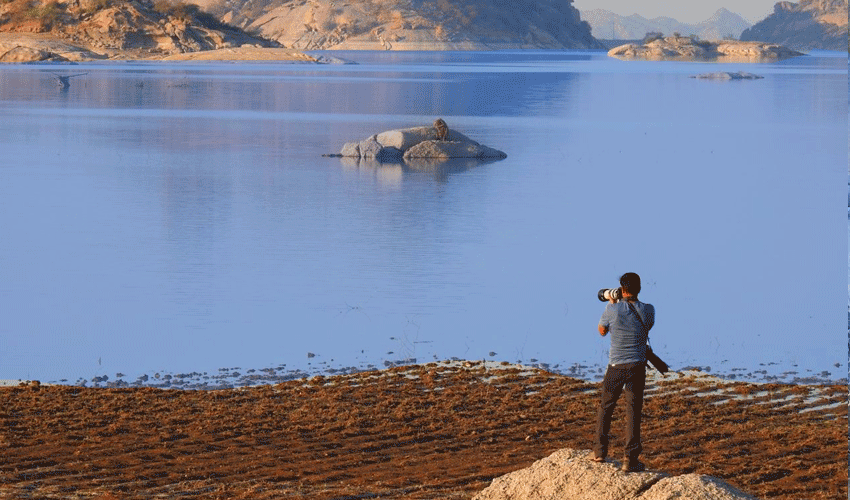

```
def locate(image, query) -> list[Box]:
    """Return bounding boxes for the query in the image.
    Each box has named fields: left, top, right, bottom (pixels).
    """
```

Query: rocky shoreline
left=10, top=352, right=842, bottom=390
left=0, top=32, right=812, bottom=64
left=608, top=35, right=805, bottom=61
left=0, top=33, right=323, bottom=62
left=0, top=360, right=845, bottom=499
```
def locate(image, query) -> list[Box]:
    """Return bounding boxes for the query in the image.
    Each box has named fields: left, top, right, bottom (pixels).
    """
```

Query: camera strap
left=626, top=301, right=650, bottom=343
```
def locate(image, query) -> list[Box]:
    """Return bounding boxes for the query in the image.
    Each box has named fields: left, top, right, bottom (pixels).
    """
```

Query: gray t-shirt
left=599, top=300, right=655, bottom=365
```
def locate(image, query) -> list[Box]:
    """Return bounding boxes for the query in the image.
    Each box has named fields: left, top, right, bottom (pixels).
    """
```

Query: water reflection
left=0, top=56, right=589, bottom=120
left=339, top=156, right=498, bottom=186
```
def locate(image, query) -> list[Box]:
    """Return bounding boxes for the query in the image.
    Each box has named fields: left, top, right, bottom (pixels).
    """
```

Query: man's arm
left=599, top=303, right=612, bottom=336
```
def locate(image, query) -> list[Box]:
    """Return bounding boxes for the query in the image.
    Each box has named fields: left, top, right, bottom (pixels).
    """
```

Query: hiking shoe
left=621, top=460, right=645, bottom=472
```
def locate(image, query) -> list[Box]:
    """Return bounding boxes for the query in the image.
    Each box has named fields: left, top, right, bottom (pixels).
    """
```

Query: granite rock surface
left=740, top=0, right=848, bottom=50
left=608, top=35, right=804, bottom=60
left=338, top=125, right=507, bottom=163
left=200, top=0, right=603, bottom=50
left=473, top=448, right=760, bottom=500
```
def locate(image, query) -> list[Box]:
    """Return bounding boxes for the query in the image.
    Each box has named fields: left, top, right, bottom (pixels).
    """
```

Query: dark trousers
left=594, top=362, right=646, bottom=461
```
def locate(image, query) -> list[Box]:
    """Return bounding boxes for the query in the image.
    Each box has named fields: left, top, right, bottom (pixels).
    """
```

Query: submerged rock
left=337, top=123, right=506, bottom=164
left=691, top=71, right=764, bottom=80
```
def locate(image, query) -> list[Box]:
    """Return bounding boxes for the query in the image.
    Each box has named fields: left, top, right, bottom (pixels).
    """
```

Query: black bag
left=645, top=346, right=669, bottom=374
left=627, top=301, right=669, bottom=374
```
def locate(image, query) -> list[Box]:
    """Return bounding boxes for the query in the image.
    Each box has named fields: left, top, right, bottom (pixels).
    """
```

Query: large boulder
left=337, top=124, right=506, bottom=165
left=473, top=448, right=759, bottom=500
left=0, top=34, right=106, bottom=62
left=0, top=46, right=66, bottom=63
left=640, top=474, right=761, bottom=500
left=473, top=449, right=666, bottom=500
left=376, top=126, right=476, bottom=150
left=403, top=140, right=507, bottom=160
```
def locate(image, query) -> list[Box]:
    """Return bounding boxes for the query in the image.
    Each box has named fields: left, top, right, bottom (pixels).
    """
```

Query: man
left=594, top=272, right=655, bottom=472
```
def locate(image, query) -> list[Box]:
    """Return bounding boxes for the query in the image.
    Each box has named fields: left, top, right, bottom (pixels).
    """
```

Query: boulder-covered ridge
left=739, top=0, right=848, bottom=50
left=195, top=0, right=603, bottom=50
left=336, top=123, right=507, bottom=162
left=608, top=34, right=804, bottom=60
left=474, top=448, right=760, bottom=500
left=0, top=0, right=280, bottom=61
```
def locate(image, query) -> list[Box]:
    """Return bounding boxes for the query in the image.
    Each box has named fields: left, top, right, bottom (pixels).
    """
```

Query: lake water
left=0, top=50, right=846, bottom=386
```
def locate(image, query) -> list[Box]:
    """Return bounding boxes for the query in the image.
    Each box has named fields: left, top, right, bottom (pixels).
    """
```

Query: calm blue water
left=0, top=50, right=846, bottom=385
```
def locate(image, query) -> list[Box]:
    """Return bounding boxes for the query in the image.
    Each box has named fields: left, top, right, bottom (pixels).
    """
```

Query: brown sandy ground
left=0, top=361, right=845, bottom=500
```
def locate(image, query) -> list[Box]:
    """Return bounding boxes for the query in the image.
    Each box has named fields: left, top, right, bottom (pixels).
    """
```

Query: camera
left=597, top=288, right=622, bottom=302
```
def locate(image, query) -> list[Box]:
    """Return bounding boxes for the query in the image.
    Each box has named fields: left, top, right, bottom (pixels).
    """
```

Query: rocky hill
left=582, top=8, right=752, bottom=41
left=192, top=0, right=603, bottom=50
left=739, top=0, right=847, bottom=50
left=0, top=0, right=279, bottom=60
left=608, top=34, right=804, bottom=61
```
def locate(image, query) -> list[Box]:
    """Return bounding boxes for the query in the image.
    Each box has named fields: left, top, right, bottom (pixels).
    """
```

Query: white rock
left=473, top=448, right=761, bottom=500
left=638, top=474, right=760, bottom=500
left=358, top=135, right=383, bottom=159
left=340, top=142, right=360, bottom=157
left=473, top=449, right=666, bottom=500
left=377, top=126, right=477, bottom=151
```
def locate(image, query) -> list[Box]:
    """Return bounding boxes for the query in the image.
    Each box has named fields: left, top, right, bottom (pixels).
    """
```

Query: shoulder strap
left=626, top=301, right=648, bottom=334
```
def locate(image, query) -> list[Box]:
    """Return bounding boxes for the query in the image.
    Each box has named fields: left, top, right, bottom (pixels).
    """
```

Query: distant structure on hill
left=739, top=0, right=848, bottom=50
left=190, top=0, right=604, bottom=50
left=581, top=7, right=752, bottom=41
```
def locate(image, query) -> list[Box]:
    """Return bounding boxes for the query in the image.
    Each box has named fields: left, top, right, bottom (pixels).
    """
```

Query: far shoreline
left=0, top=32, right=818, bottom=64
left=3, top=358, right=845, bottom=390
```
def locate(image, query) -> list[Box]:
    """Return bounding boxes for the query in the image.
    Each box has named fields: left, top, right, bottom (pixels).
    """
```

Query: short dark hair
left=620, top=272, right=641, bottom=295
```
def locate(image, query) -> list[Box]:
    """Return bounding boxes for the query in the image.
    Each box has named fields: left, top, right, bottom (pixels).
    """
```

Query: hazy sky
left=572, top=0, right=777, bottom=24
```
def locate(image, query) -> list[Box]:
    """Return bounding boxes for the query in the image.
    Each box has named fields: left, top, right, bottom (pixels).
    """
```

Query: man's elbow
left=598, top=325, right=608, bottom=336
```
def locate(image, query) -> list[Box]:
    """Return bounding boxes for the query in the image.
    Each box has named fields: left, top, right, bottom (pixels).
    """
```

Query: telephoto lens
left=597, top=288, right=622, bottom=302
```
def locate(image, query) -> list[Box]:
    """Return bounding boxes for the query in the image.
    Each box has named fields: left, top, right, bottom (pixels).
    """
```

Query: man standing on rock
left=593, top=272, right=655, bottom=472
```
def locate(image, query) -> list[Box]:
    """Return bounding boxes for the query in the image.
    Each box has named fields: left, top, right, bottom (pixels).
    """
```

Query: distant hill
left=581, top=8, right=752, bottom=41
left=193, top=0, right=604, bottom=50
left=739, top=0, right=848, bottom=50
